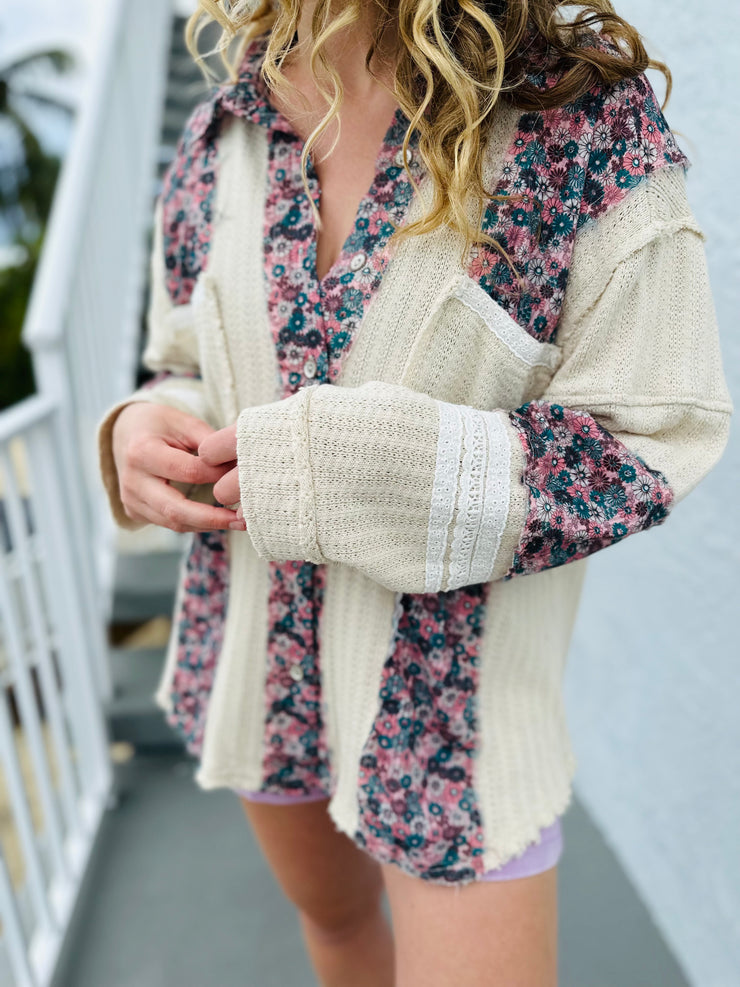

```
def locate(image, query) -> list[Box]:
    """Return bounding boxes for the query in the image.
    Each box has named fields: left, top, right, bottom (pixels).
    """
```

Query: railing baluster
left=0, top=849, right=36, bottom=987
left=2, top=441, right=84, bottom=848
left=0, top=689, right=56, bottom=939
left=0, top=454, right=70, bottom=893
left=24, top=422, right=112, bottom=807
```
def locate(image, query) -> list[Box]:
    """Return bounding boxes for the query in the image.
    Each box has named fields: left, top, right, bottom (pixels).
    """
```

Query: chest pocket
left=190, top=271, right=240, bottom=429
left=399, top=273, right=562, bottom=411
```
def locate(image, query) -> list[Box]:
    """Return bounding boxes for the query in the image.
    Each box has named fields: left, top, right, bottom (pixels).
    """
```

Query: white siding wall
left=564, top=3, right=740, bottom=985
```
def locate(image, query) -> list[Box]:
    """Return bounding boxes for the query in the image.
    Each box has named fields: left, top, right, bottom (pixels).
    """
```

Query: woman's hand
left=197, top=423, right=245, bottom=527
left=112, top=402, right=243, bottom=532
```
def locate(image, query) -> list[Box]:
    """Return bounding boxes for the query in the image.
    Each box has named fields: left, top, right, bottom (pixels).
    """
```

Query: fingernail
left=229, top=521, right=246, bottom=531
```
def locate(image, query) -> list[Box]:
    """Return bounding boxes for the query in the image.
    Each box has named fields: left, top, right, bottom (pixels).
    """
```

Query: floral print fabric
left=355, top=587, right=489, bottom=882
left=504, top=401, right=674, bottom=578
left=161, top=101, right=220, bottom=306
left=152, top=30, right=688, bottom=881
left=260, top=561, right=331, bottom=794
left=164, top=529, right=229, bottom=755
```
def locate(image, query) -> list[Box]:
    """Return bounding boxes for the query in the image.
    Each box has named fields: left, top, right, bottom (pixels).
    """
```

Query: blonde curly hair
left=185, top=1, right=671, bottom=265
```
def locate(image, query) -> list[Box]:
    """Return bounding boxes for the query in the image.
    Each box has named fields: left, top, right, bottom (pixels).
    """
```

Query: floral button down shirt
left=153, top=31, right=688, bottom=883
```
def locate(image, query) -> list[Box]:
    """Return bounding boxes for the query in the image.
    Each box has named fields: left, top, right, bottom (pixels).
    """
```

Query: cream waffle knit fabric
left=96, top=117, right=733, bottom=870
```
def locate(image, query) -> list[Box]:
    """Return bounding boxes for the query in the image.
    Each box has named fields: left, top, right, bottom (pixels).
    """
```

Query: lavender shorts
left=235, top=788, right=563, bottom=881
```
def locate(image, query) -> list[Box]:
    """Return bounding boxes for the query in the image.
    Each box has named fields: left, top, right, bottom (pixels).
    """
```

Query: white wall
left=564, top=3, right=740, bottom=985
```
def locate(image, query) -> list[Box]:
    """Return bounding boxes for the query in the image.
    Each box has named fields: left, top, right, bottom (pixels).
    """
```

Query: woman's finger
left=139, top=477, right=242, bottom=532
left=198, top=423, right=238, bottom=466
left=133, top=437, right=230, bottom=485
left=166, top=410, right=218, bottom=452
left=212, top=465, right=240, bottom=507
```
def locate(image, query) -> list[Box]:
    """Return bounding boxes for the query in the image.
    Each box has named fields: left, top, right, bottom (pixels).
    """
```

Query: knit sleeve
left=234, top=167, right=733, bottom=593
left=95, top=194, right=212, bottom=530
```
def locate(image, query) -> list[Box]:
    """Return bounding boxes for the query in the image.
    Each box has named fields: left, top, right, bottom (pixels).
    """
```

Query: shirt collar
left=184, top=32, right=282, bottom=148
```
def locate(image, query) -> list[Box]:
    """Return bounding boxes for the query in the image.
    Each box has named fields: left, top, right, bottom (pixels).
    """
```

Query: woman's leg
left=239, top=796, right=394, bottom=987
left=381, top=862, right=558, bottom=987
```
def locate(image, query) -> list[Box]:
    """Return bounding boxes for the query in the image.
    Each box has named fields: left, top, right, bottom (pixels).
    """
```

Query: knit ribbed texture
left=236, top=380, right=528, bottom=593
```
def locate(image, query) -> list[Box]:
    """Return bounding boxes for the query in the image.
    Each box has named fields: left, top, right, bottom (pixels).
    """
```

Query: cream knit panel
left=191, top=118, right=279, bottom=791
left=195, top=531, right=272, bottom=791
left=319, top=566, right=400, bottom=838
left=154, top=532, right=196, bottom=715
left=200, top=118, right=279, bottom=414
left=454, top=173, right=732, bottom=868
left=475, top=557, right=587, bottom=870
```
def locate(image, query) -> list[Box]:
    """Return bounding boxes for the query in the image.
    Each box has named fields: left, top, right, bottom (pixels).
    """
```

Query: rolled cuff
left=236, top=387, right=326, bottom=565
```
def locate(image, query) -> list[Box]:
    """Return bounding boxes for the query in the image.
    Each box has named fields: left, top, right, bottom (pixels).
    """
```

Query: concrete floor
left=51, top=752, right=690, bottom=987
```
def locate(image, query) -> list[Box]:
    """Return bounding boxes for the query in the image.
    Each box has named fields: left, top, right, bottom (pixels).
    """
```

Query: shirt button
left=349, top=251, right=366, bottom=272
left=289, top=664, right=304, bottom=682
left=394, top=147, right=414, bottom=168
left=303, top=356, right=317, bottom=379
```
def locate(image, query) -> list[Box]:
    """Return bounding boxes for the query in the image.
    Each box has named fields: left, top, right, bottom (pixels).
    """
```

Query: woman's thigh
left=381, top=861, right=558, bottom=987
left=238, top=796, right=385, bottom=930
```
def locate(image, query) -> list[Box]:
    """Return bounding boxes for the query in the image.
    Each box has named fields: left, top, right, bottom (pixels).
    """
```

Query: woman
left=97, top=1, right=733, bottom=984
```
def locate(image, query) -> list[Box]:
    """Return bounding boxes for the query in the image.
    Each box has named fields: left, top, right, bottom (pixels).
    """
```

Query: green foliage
left=0, top=239, right=38, bottom=410
left=0, top=47, right=73, bottom=409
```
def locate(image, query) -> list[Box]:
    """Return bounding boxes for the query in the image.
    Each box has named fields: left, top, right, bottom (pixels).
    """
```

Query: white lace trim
left=469, top=412, right=512, bottom=584
left=427, top=403, right=514, bottom=591
left=448, top=407, right=488, bottom=590
left=425, top=403, right=463, bottom=592
left=451, top=275, right=561, bottom=369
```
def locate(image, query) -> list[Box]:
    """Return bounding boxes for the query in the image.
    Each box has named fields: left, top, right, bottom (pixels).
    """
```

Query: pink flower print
left=573, top=414, right=597, bottom=437
left=601, top=182, right=624, bottom=209
left=643, top=119, right=662, bottom=144
left=469, top=250, right=495, bottom=281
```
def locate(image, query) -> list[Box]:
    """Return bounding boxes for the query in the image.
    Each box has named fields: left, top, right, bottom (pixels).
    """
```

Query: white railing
left=21, top=0, right=174, bottom=698
left=0, top=0, right=176, bottom=983
left=0, top=395, right=113, bottom=987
